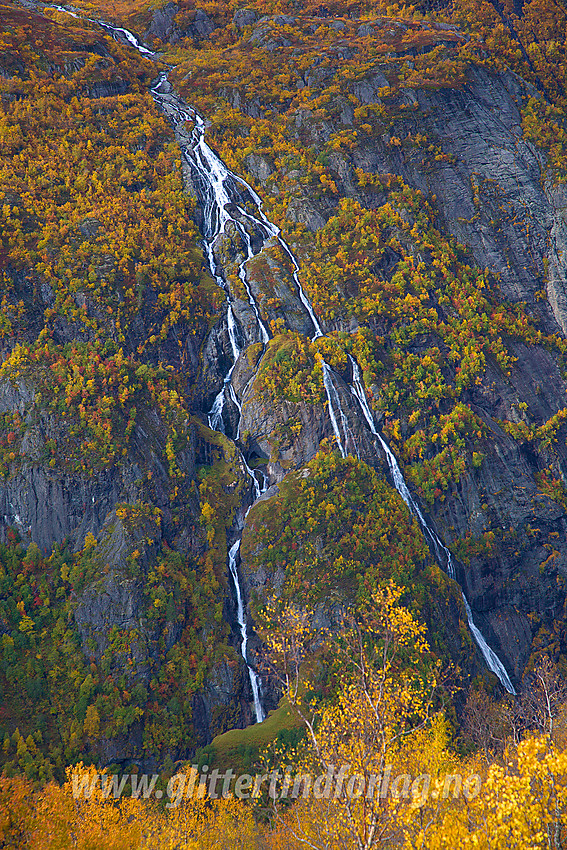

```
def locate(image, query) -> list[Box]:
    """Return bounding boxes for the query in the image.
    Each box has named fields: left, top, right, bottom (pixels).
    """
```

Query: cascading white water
left=235, top=208, right=324, bottom=340
left=322, top=361, right=362, bottom=462
left=45, top=5, right=516, bottom=698
left=48, top=14, right=268, bottom=723
left=243, top=457, right=264, bottom=502
left=151, top=74, right=338, bottom=452
left=227, top=306, right=241, bottom=361
left=321, top=363, right=347, bottom=459
left=208, top=389, right=225, bottom=433
left=233, top=225, right=270, bottom=345
left=229, top=541, right=265, bottom=723
left=346, top=357, right=516, bottom=694
left=152, top=90, right=269, bottom=723
left=98, top=20, right=155, bottom=54
left=195, top=78, right=517, bottom=696
left=348, top=356, right=452, bottom=575
left=461, top=595, right=515, bottom=694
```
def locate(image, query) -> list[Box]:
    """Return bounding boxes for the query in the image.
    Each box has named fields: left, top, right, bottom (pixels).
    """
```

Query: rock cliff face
left=177, top=51, right=567, bottom=688
left=313, top=62, right=567, bottom=679
left=4, top=0, right=567, bottom=775
left=176, top=19, right=567, bottom=689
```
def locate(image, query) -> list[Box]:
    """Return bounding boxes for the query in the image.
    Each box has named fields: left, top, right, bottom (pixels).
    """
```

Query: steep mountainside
left=2, top=0, right=567, bottom=779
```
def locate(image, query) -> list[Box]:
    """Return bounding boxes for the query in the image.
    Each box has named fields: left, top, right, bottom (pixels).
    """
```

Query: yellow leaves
left=83, top=531, right=97, bottom=552
left=18, top=615, right=35, bottom=635
left=460, top=735, right=567, bottom=849
left=408, top=409, right=421, bottom=428
left=324, top=502, right=336, bottom=519
left=501, top=408, right=567, bottom=452
left=0, top=45, right=212, bottom=341
left=29, top=762, right=143, bottom=850
left=165, top=434, right=185, bottom=486
left=388, top=418, right=402, bottom=442
left=261, top=581, right=444, bottom=849
left=83, top=705, right=100, bottom=739
left=201, top=501, right=215, bottom=525
left=262, top=598, right=314, bottom=699
left=471, top=451, right=484, bottom=469
left=319, top=172, right=338, bottom=194
left=402, top=292, right=421, bottom=312
left=257, top=333, right=324, bottom=405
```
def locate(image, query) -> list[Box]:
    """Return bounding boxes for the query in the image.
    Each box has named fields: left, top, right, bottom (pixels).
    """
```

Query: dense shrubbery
left=243, top=446, right=430, bottom=602
left=161, top=0, right=567, bottom=512
left=0, top=1, right=243, bottom=778
left=0, top=523, right=235, bottom=780
left=3, top=3, right=567, bottom=845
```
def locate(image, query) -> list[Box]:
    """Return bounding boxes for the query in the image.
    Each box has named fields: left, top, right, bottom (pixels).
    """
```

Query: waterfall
left=45, top=6, right=516, bottom=698
left=54, top=16, right=270, bottom=723
left=321, top=363, right=347, bottom=459
left=461, top=595, right=515, bottom=695
left=208, top=389, right=225, bottom=433
left=150, top=86, right=269, bottom=723
left=233, top=223, right=270, bottom=345
left=346, top=357, right=515, bottom=694
left=98, top=21, right=155, bottom=55
left=348, top=356, right=453, bottom=577
left=228, top=542, right=265, bottom=723
left=321, top=361, right=360, bottom=461
left=227, top=306, right=241, bottom=361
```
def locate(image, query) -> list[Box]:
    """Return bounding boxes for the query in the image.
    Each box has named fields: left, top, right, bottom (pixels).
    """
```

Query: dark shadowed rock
left=146, top=2, right=179, bottom=42
left=233, top=8, right=257, bottom=29
left=244, top=152, right=272, bottom=183
left=191, top=9, right=216, bottom=39
left=78, top=218, right=101, bottom=238
left=286, top=197, right=326, bottom=232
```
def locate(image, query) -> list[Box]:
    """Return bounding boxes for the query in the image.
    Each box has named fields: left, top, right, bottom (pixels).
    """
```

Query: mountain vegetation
left=3, top=0, right=567, bottom=843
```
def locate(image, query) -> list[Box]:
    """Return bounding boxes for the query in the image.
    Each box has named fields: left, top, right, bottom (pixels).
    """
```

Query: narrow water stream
left=43, top=4, right=516, bottom=701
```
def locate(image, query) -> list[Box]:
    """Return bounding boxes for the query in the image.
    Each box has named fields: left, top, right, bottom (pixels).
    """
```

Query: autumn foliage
left=3, top=0, right=567, bottom=847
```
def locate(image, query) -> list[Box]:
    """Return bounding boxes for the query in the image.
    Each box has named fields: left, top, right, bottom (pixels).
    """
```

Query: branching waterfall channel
left=45, top=6, right=516, bottom=704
